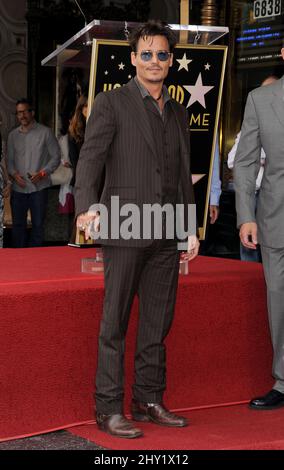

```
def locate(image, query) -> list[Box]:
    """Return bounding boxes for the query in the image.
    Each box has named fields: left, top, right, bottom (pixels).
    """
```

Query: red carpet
left=0, top=247, right=273, bottom=441
left=67, top=404, right=284, bottom=450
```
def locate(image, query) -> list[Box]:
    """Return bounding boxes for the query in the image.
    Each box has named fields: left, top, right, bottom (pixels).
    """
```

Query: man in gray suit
left=234, top=46, right=284, bottom=410
left=75, top=20, right=199, bottom=438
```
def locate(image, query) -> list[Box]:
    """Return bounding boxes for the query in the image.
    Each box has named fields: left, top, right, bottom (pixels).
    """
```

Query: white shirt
left=227, top=131, right=265, bottom=191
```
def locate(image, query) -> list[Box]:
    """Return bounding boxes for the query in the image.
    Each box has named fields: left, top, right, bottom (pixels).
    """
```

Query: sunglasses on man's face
left=135, top=50, right=171, bottom=62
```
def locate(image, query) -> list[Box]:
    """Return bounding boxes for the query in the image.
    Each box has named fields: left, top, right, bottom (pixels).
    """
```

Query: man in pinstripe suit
left=75, top=20, right=199, bottom=439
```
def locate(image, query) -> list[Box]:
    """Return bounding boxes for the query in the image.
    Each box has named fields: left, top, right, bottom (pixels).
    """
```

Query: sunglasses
left=135, top=50, right=171, bottom=62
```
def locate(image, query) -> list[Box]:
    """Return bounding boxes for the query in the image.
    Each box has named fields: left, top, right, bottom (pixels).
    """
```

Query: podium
left=42, top=19, right=228, bottom=68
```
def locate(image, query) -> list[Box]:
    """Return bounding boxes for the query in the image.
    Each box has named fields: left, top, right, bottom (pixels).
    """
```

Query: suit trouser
left=260, top=245, right=284, bottom=393
left=95, top=239, right=180, bottom=414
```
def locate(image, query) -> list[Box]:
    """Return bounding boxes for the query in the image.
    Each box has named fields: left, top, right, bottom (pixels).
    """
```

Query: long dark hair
left=68, top=95, right=88, bottom=144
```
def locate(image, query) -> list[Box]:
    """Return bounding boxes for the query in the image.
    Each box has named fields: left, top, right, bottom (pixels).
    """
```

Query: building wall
left=0, top=0, right=27, bottom=144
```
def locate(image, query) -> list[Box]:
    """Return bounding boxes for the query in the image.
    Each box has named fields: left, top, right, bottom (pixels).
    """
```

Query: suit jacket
left=75, top=78, right=195, bottom=247
left=234, top=76, right=284, bottom=248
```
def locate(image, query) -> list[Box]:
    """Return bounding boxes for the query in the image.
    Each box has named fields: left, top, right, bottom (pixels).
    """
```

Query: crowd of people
left=0, top=19, right=284, bottom=437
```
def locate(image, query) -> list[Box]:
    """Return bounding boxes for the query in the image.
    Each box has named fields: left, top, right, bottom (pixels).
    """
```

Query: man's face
left=131, top=35, right=173, bottom=87
left=282, top=48, right=284, bottom=60
left=16, top=103, right=34, bottom=127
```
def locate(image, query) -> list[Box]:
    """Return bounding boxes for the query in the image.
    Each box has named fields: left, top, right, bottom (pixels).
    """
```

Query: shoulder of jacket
left=93, top=89, right=124, bottom=113
left=95, top=86, right=124, bottom=101
left=250, top=81, right=277, bottom=100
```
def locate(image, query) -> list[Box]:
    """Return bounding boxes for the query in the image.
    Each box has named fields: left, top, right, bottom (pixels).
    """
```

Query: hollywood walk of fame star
left=183, top=73, right=214, bottom=108
left=176, top=53, right=192, bottom=72
left=192, top=174, right=206, bottom=185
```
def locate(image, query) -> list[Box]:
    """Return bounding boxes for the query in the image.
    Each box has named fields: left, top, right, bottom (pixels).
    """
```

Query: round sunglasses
left=135, top=50, right=172, bottom=62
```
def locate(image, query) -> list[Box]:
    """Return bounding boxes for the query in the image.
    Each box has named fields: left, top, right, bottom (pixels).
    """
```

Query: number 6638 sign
left=253, top=0, right=282, bottom=19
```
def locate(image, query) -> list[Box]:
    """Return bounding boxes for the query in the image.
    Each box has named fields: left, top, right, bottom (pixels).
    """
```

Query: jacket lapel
left=169, top=99, right=192, bottom=211
left=169, top=99, right=190, bottom=174
left=271, top=77, right=284, bottom=128
left=121, top=80, right=158, bottom=162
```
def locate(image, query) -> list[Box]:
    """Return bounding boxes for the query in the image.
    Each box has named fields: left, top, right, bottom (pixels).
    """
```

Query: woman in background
left=58, top=95, right=88, bottom=238
left=66, top=94, right=88, bottom=186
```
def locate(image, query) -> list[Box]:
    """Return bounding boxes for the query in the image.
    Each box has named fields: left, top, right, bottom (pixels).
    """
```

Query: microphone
left=73, top=0, right=92, bottom=46
left=74, top=0, right=87, bottom=27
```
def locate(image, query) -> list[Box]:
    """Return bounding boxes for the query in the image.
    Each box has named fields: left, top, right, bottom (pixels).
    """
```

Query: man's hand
left=29, top=170, right=47, bottom=184
left=181, top=234, right=200, bottom=262
left=76, top=211, right=100, bottom=241
left=239, top=222, right=258, bottom=249
left=13, top=172, right=26, bottom=188
left=209, top=205, right=219, bottom=224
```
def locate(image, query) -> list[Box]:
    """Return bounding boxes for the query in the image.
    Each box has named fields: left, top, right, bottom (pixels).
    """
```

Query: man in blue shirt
left=209, top=137, right=222, bottom=223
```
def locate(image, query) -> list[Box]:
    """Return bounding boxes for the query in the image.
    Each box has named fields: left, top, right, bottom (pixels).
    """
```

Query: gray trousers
left=260, top=245, right=284, bottom=393
left=95, top=239, right=180, bottom=414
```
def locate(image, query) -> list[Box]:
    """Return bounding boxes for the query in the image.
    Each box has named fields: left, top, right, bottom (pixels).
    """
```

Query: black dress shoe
left=249, top=389, right=284, bottom=410
left=131, top=400, right=188, bottom=427
left=96, top=413, right=143, bottom=438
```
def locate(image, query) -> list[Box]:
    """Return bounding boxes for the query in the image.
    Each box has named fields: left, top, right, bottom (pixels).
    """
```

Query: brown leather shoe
left=131, top=400, right=188, bottom=427
left=96, top=412, right=143, bottom=439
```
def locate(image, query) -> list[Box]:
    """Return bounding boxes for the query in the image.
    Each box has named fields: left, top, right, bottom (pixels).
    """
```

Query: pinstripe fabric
left=143, top=98, right=180, bottom=206
left=74, top=78, right=195, bottom=414
left=96, top=239, right=180, bottom=413
left=74, top=79, right=195, bottom=246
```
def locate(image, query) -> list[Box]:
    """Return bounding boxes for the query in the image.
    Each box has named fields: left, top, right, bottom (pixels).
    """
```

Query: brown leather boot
left=96, top=412, right=143, bottom=438
left=131, top=400, right=188, bottom=427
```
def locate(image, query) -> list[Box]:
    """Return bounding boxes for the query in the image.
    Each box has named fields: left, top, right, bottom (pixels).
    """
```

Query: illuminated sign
left=253, top=0, right=282, bottom=19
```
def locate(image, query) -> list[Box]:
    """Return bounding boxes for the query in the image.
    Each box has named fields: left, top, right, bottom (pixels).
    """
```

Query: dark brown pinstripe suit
left=75, top=78, right=195, bottom=414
